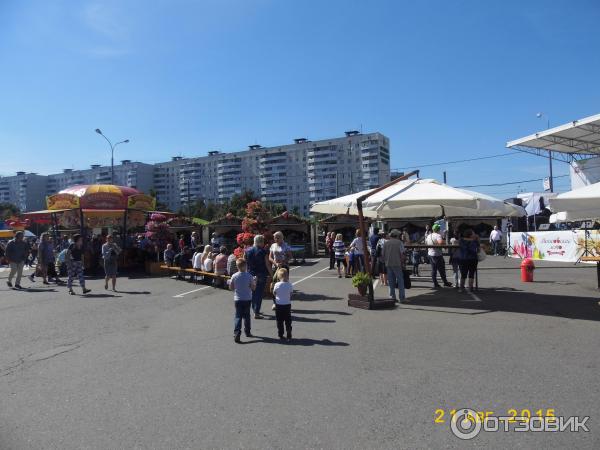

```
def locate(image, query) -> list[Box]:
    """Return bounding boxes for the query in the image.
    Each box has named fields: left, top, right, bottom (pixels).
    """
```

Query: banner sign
left=46, top=193, right=80, bottom=210
left=127, top=194, right=156, bottom=211
left=80, top=192, right=125, bottom=209
left=509, top=230, right=600, bottom=262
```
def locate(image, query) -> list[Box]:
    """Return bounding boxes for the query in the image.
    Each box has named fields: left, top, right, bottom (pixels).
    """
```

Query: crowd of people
left=1, top=222, right=501, bottom=344
left=325, top=222, right=491, bottom=300
left=2, top=231, right=126, bottom=294
left=161, top=231, right=295, bottom=343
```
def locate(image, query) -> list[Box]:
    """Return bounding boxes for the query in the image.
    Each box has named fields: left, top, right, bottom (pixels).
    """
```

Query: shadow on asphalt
left=293, top=292, right=344, bottom=302
left=406, top=288, right=600, bottom=322
left=82, top=293, right=123, bottom=298
left=242, top=336, right=349, bottom=346
left=293, top=309, right=352, bottom=316
left=291, top=316, right=336, bottom=323
left=14, top=288, right=58, bottom=293
left=254, top=313, right=336, bottom=323
left=114, top=290, right=151, bottom=295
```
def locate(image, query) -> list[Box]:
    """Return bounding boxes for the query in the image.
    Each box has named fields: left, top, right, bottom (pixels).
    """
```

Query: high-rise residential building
left=153, top=131, right=390, bottom=215
left=0, top=172, right=47, bottom=212
left=0, top=131, right=390, bottom=214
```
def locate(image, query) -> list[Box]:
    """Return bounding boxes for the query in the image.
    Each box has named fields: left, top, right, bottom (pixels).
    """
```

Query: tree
left=0, top=202, right=20, bottom=221
left=148, top=189, right=169, bottom=212
left=233, top=200, right=273, bottom=258
left=230, top=190, right=259, bottom=216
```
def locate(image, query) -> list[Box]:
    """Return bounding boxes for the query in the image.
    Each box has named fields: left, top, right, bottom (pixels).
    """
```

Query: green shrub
left=351, top=272, right=372, bottom=288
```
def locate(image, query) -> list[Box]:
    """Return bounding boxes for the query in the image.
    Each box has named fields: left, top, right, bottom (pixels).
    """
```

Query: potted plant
left=351, top=272, right=372, bottom=296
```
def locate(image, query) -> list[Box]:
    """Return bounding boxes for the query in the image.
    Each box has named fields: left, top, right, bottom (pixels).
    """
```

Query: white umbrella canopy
left=310, top=178, right=526, bottom=218
left=549, top=182, right=600, bottom=219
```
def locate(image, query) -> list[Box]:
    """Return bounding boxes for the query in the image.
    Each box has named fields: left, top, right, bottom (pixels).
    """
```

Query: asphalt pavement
left=0, top=257, right=598, bottom=449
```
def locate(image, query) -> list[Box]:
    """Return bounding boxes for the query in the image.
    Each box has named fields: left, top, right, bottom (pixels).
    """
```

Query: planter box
left=348, top=294, right=396, bottom=310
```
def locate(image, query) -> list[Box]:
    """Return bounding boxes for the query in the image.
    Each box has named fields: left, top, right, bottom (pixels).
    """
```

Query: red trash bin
left=520, top=258, right=535, bottom=282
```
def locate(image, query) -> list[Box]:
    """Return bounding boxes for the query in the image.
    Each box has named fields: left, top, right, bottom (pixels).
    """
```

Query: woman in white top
left=269, top=231, right=293, bottom=271
left=192, top=246, right=204, bottom=270
left=200, top=246, right=212, bottom=271
left=349, top=228, right=365, bottom=273
left=269, top=231, right=293, bottom=311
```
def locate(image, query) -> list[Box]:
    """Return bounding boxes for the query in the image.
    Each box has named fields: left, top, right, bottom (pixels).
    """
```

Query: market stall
left=311, top=174, right=526, bottom=308
left=22, top=184, right=158, bottom=270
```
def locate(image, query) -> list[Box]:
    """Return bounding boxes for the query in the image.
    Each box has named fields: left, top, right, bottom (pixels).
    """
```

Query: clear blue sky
left=1, top=0, right=599, bottom=198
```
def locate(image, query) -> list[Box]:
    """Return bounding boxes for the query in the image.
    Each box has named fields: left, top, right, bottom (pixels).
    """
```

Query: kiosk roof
left=507, top=113, right=600, bottom=157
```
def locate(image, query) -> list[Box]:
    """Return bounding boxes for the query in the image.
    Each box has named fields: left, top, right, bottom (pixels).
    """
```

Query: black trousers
left=275, top=304, right=292, bottom=337
left=329, top=251, right=335, bottom=269
left=46, top=262, right=58, bottom=279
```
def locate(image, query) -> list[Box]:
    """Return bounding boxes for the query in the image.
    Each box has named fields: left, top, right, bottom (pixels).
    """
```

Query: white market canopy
left=310, top=178, right=526, bottom=219
left=507, top=113, right=600, bottom=161
left=549, top=181, right=600, bottom=222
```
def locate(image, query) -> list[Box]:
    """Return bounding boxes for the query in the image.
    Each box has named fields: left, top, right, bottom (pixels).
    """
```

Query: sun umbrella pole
left=355, top=170, right=420, bottom=308
left=51, top=212, right=59, bottom=245
left=356, top=198, right=374, bottom=307
left=122, top=209, right=128, bottom=250
left=79, top=207, right=85, bottom=250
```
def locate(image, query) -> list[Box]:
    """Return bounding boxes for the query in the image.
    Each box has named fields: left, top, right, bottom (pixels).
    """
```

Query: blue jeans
left=491, top=240, right=500, bottom=255
left=430, top=255, right=449, bottom=286
left=251, top=274, right=267, bottom=314
left=234, top=300, right=252, bottom=335
left=386, top=266, right=405, bottom=301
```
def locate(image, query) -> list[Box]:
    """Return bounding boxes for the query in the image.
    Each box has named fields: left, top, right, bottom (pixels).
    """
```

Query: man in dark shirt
left=369, top=228, right=381, bottom=276
left=6, top=231, right=29, bottom=289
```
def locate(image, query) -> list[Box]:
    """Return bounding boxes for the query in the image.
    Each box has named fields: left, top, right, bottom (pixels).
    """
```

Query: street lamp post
left=95, top=129, right=130, bottom=185
left=536, top=113, right=553, bottom=192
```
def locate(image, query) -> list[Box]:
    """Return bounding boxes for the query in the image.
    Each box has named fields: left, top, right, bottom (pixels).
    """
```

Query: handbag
left=477, top=248, right=487, bottom=262
left=403, top=269, right=412, bottom=289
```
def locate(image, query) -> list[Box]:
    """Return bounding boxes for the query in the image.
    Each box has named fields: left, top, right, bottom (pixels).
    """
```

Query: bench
left=581, top=256, right=600, bottom=289
left=185, top=268, right=230, bottom=285
left=160, top=265, right=230, bottom=288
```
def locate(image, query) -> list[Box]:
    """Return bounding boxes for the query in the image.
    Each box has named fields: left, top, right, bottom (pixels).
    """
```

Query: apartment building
left=0, top=172, right=47, bottom=212
left=1, top=131, right=391, bottom=214
left=153, top=131, right=390, bottom=215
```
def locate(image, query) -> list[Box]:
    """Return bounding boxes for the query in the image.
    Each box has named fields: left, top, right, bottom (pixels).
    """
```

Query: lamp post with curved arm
left=95, top=129, right=130, bottom=185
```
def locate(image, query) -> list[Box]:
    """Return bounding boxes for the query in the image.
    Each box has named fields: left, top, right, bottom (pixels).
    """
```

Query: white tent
left=549, top=181, right=600, bottom=222
left=310, top=178, right=526, bottom=218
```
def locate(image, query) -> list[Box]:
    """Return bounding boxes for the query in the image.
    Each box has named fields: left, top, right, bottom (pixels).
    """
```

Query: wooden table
left=581, top=256, right=600, bottom=289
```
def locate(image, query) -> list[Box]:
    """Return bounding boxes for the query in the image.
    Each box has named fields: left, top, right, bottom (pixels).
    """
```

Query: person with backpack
left=102, top=234, right=121, bottom=291
left=458, top=229, right=481, bottom=293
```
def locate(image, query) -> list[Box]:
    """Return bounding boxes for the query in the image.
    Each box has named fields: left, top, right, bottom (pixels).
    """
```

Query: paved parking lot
left=1, top=257, right=598, bottom=449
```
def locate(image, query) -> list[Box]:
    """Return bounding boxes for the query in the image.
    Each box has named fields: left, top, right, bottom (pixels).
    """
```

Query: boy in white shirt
left=273, top=268, right=293, bottom=341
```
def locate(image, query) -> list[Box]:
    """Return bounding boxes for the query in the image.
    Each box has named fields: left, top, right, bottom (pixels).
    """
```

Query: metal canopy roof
left=506, top=113, right=600, bottom=161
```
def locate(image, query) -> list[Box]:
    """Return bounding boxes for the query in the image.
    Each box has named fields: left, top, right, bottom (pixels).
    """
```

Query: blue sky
left=1, top=0, right=599, bottom=198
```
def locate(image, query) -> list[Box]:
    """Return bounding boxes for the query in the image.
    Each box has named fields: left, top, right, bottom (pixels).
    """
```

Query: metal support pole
left=356, top=199, right=373, bottom=307
left=548, top=150, right=554, bottom=192
left=111, top=145, right=115, bottom=185
left=355, top=169, right=420, bottom=308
